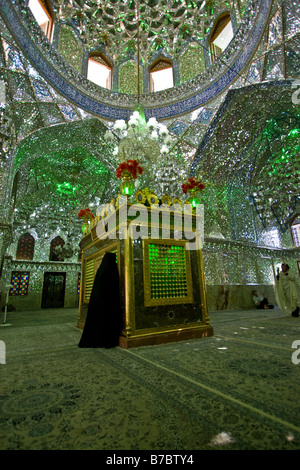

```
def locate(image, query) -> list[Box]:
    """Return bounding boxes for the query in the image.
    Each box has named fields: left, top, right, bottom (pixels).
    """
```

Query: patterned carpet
left=0, top=307, right=300, bottom=450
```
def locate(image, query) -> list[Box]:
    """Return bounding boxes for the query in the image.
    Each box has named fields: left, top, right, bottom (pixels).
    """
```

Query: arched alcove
left=16, top=233, right=35, bottom=261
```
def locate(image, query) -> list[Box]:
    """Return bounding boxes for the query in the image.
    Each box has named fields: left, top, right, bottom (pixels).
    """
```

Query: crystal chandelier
left=54, top=235, right=75, bottom=259
left=104, top=0, right=173, bottom=172
left=104, top=108, right=173, bottom=169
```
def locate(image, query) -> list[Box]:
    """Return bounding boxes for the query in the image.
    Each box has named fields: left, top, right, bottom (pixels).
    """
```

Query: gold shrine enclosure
left=77, top=202, right=213, bottom=348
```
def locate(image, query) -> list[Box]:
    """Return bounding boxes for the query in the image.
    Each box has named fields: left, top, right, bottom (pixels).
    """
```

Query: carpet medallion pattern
left=0, top=308, right=300, bottom=450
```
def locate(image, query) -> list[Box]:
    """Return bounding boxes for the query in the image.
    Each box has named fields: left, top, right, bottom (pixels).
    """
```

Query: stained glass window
left=16, top=233, right=35, bottom=260
left=10, top=272, right=30, bottom=296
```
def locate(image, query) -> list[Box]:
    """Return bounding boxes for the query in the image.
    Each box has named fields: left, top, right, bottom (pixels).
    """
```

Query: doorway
left=41, top=272, right=66, bottom=308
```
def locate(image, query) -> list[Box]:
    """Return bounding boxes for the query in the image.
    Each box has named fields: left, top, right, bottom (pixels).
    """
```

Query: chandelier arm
left=137, top=0, right=140, bottom=103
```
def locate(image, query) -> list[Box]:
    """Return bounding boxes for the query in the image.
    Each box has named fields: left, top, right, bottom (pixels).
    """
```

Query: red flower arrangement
left=116, top=159, right=143, bottom=180
left=181, top=178, right=205, bottom=194
left=78, top=208, right=95, bottom=220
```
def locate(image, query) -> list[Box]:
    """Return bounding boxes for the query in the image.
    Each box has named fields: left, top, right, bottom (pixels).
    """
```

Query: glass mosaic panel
left=32, top=79, right=54, bottom=102
left=38, top=103, right=65, bottom=125
left=238, top=0, right=250, bottom=16
left=169, top=120, right=188, bottom=137
left=7, top=71, right=35, bottom=101
left=286, top=35, right=300, bottom=78
left=202, top=252, right=221, bottom=285
left=195, top=108, right=217, bottom=125
left=10, top=271, right=30, bottom=296
left=247, top=58, right=264, bottom=83
left=257, top=258, right=275, bottom=284
left=13, top=104, right=42, bottom=141
left=218, top=252, right=240, bottom=284
left=179, top=42, right=205, bottom=83
left=58, top=104, right=80, bottom=121
left=268, top=9, right=283, bottom=48
left=58, top=25, right=83, bottom=73
left=238, top=254, right=257, bottom=284
left=263, top=46, right=285, bottom=80
left=283, top=0, right=300, bottom=39
left=2, top=40, right=25, bottom=71
left=118, top=60, right=143, bottom=95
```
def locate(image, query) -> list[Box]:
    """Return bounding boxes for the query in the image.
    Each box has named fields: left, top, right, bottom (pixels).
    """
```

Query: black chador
left=78, top=252, right=122, bottom=348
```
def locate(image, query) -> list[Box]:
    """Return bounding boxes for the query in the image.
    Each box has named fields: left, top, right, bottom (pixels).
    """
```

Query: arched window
left=50, top=236, right=65, bottom=261
left=209, top=13, right=233, bottom=63
left=16, top=233, right=35, bottom=261
left=28, top=0, right=54, bottom=41
left=149, top=58, right=174, bottom=93
left=87, top=53, right=112, bottom=89
left=291, top=214, right=300, bottom=247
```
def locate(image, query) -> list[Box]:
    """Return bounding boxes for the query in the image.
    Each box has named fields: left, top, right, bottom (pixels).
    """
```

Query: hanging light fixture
left=54, top=234, right=75, bottom=260
left=104, top=0, right=173, bottom=170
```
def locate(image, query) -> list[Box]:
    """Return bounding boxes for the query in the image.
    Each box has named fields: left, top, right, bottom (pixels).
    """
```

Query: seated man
left=252, top=290, right=274, bottom=309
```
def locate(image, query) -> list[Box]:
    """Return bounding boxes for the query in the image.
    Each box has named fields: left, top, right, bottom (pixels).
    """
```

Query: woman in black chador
left=78, top=252, right=122, bottom=348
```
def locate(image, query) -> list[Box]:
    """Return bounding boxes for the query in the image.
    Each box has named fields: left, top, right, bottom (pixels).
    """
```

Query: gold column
left=123, top=223, right=135, bottom=336
left=197, top=247, right=210, bottom=325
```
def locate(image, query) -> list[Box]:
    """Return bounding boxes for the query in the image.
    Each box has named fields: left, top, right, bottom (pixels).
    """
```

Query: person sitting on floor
left=252, top=290, right=274, bottom=310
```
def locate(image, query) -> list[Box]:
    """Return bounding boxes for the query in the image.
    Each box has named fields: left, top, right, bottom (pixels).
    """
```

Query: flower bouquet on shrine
left=181, top=177, right=205, bottom=194
left=78, top=208, right=95, bottom=221
left=116, top=159, right=143, bottom=180
left=181, top=177, right=205, bottom=209
left=78, top=208, right=95, bottom=234
left=116, top=159, right=143, bottom=196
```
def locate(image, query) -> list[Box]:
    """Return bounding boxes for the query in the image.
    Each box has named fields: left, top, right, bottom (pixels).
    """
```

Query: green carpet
left=0, top=307, right=300, bottom=450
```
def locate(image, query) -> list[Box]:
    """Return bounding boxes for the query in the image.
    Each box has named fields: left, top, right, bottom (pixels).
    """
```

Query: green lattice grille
left=77, top=272, right=81, bottom=295
left=149, top=243, right=188, bottom=299
left=84, top=259, right=95, bottom=302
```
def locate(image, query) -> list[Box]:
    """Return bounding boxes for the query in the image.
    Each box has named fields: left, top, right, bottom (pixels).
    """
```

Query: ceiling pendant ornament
left=105, top=109, right=173, bottom=169
left=53, top=0, right=211, bottom=63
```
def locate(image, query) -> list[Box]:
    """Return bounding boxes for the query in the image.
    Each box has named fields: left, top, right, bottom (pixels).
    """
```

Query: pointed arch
left=290, top=214, right=300, bottom=247
left=28, top=0, right=54, bottom=41
left=50, top=236, right=65, bottom=261
left=209, top=12, right=233, bottom=63
left=149, top=58, right=174, bottom=92
left=16, top=233, right=35, bottom=261
left=87, top=52, right=112, bottom=89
